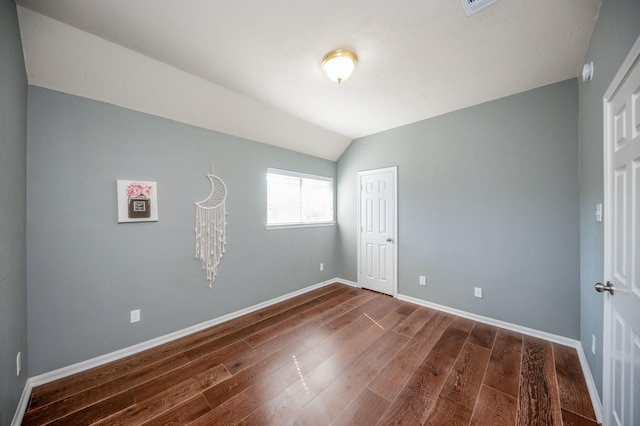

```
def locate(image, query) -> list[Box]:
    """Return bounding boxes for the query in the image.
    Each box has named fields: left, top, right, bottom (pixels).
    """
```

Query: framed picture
left=117, top=180, right=158, bottom=223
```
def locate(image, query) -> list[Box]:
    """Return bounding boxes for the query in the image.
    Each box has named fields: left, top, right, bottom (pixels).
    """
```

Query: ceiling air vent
left=460, top=0, right=498, bottom=16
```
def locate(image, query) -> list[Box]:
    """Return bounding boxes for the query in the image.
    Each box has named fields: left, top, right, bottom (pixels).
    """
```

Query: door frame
left=602, top=34, right=640, bottom=425
left=356, top=166, right=398, bottom=296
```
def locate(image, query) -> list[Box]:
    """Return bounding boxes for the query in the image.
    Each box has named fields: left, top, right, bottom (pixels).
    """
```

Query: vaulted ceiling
left=16, top=0, right=601, bottom=160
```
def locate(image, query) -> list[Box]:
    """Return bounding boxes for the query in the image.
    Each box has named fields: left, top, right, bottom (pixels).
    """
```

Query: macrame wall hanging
left=195, top=166, right=228, bottom=288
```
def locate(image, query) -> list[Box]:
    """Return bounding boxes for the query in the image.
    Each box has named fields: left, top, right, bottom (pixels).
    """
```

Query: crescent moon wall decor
left=195, top=167, right=228, bottom=288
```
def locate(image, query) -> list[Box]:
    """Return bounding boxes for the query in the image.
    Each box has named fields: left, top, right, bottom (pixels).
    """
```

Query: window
left=267, top=168, right=334, bottom=228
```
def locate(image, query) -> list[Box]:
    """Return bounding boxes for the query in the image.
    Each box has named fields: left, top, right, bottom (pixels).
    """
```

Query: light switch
left=595, top=203, right=603, bottom=222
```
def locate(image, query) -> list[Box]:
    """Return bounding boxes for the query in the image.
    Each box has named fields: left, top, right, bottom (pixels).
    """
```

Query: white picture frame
left=117, top=180, right=158, bottom=223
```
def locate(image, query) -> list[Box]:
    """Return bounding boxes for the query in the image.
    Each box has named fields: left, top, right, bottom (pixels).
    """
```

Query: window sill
left=266, top=222, right=336, bottom=230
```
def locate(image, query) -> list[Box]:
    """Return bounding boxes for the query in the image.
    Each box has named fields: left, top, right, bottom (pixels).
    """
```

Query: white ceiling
left=15, top=0, right=601, bottom=161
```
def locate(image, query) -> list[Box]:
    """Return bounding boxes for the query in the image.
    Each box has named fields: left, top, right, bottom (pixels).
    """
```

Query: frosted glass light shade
left=321, top=50, right=358, bottom=84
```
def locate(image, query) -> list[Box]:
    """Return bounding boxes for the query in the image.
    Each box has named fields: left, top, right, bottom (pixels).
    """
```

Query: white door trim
left=602, top=34, right=640, bottom=426
left=357, top=166, right=398, bottom=296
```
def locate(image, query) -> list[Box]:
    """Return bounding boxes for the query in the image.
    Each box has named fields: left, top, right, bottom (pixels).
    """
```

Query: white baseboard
left=11, top=279, right=602, bottom=425
left=396, top=293, right=579, bottom=346
left=13, top=278, right=345, bottom=423
left=333, top=277, right=358, bottom=287
left=574, top=343, right=603, bottom=423
left=397, top=293, right=603, bottom=423
left=28, top=278, right=343, bottom=387
left=11, top=379, right=33, bottom=426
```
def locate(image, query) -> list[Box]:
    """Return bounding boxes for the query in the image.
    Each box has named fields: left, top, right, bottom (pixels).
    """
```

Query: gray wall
left=578, top=0, right=640, bottom=399
left=337, top=79, right=580, bottom=339
left=26, top=86, right=338, bottom=375
left=0, top=0, right=28, bottom=423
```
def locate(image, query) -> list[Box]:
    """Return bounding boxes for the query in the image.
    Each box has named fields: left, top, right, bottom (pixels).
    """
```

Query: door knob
left=386, top=237, right=394, bottom=242
left=594, top=281, right=615, bottom=295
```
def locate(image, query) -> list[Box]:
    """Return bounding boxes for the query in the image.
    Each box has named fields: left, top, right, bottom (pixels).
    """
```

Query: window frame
left=266, top=167, right=336, bottom=230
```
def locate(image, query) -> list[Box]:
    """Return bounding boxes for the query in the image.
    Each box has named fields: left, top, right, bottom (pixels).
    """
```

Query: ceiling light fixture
left=321, top=49, right=358, bottom=84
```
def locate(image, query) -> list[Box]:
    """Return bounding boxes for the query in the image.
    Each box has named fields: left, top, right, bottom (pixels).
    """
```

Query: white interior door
left=602, top=35, right=640, bottom=426
left=358, top=167, right=397, bottom=296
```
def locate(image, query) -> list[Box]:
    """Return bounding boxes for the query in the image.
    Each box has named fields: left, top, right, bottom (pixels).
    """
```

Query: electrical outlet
left=474, top=287, right=483, bottom=298
left=592, top=335, right=596, bottom=355
left=16, top=352, right=21, bottom=376
left=419, top=276, right=426, bottom=286
left=130, top=309, right=141, bottom=323
left=320, top=263, right=324, bottom=271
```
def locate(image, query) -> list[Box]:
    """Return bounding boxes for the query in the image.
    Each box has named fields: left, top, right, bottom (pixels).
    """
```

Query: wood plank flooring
left=22, top=283, right=599, bottom=425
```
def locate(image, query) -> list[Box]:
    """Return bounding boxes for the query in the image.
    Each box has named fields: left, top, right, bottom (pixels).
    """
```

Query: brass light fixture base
left=321, top=49, right=358, bottom=84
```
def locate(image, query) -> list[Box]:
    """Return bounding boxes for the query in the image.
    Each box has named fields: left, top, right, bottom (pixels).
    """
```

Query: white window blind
left=267, top=168, right=334, bottom=227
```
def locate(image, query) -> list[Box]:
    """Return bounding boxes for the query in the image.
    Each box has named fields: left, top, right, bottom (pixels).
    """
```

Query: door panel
left=634, top=159, right=640, bottom=297
left=614, top=166, right=627, bottom=284
left=611, top=313, right=625, bottom=426
left=379, top=245, right=387, bottom=281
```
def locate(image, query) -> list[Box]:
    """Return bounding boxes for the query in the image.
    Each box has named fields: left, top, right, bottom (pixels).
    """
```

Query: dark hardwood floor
left=22, top=283, right=599, bottom=425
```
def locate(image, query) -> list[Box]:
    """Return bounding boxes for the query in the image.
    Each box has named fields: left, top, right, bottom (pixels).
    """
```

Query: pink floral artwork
left=117, top=180, right=158, bottom=223
left=126, top=182, right=153, bottom=198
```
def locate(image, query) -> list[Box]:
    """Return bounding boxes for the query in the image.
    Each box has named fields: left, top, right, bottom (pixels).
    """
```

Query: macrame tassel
left=195, top=172, right=228, bottom=288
